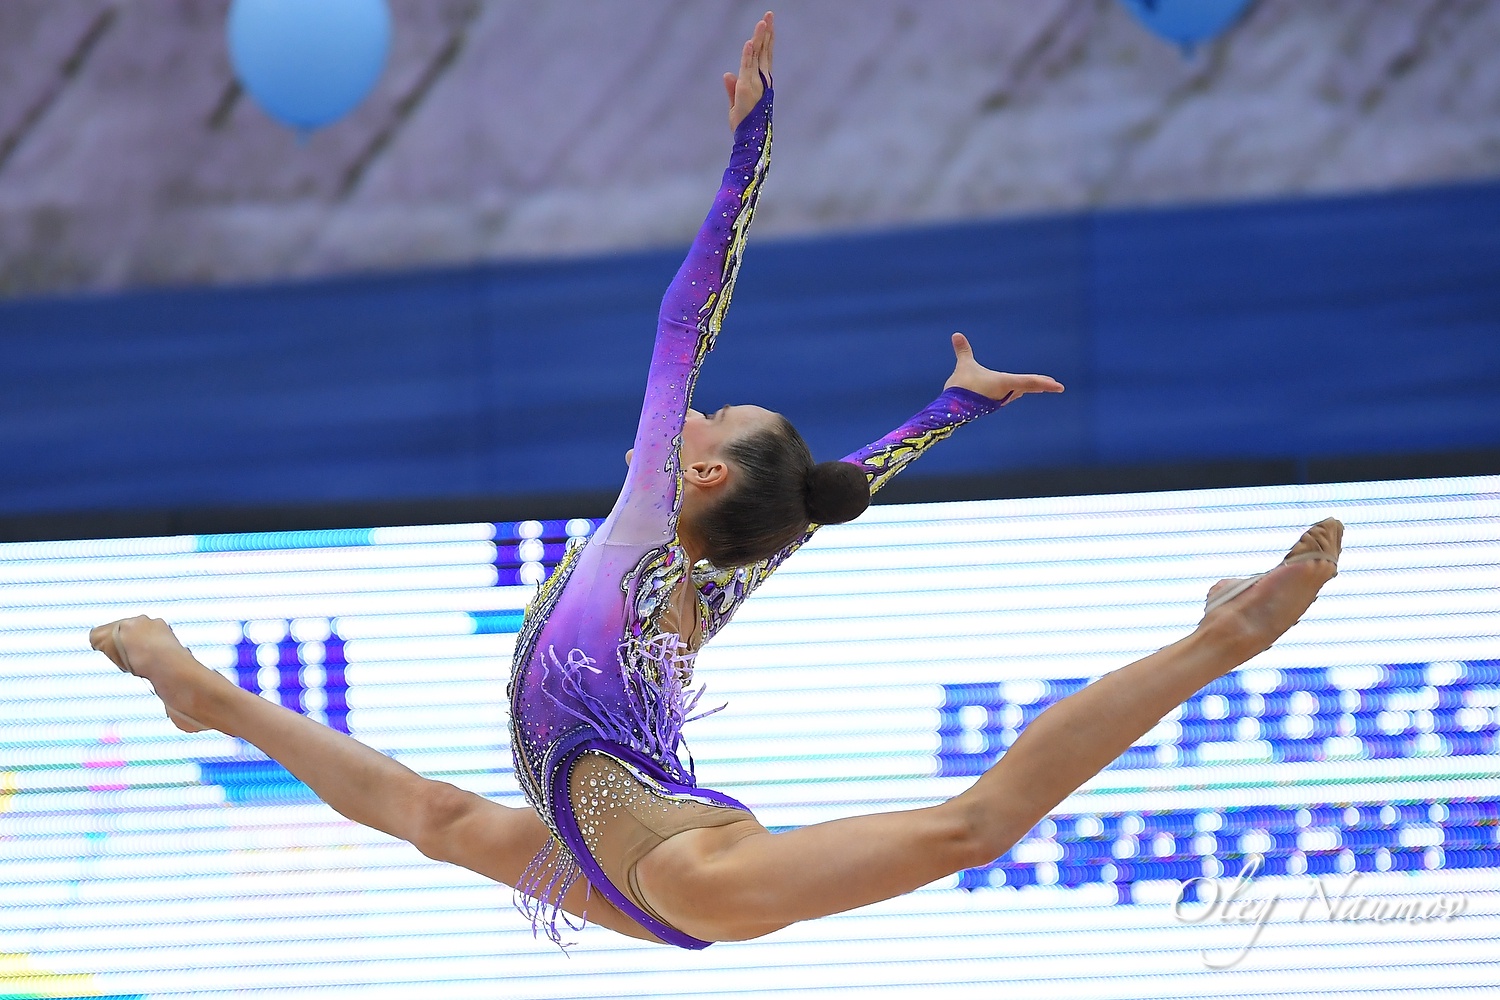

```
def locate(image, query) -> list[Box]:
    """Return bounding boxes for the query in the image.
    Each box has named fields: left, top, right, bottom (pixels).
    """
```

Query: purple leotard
left=506, top=86, right=1006, bottom=949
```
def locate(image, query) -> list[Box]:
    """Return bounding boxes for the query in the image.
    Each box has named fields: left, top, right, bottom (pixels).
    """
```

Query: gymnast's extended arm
left=694, top=332, right=1063, bottom=641
left=592, top=74, right=774, bottom=552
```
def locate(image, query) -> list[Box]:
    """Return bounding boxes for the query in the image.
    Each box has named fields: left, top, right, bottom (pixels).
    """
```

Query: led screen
left=2, top=476, right=1497, bottom=998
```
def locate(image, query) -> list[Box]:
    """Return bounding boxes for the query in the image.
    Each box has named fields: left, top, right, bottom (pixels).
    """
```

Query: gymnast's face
left=624, top=404, right=778, bottom=472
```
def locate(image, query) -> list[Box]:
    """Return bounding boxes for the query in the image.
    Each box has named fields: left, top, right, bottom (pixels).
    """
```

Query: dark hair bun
left=803, top=461, right=871, bottom=525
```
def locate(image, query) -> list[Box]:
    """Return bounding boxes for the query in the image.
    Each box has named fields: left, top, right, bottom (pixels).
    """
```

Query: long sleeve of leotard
left=593, top=88, right=774, bottom=550
left=695, top=385, right=1007, bottom=640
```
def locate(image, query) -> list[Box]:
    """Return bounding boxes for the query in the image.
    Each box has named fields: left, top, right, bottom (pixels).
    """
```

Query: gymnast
left=91, top=11, right=1342, bottom=950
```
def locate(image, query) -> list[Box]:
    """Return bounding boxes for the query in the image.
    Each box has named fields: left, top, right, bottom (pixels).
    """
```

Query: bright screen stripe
left=1, top=479, right=1496, bottom=998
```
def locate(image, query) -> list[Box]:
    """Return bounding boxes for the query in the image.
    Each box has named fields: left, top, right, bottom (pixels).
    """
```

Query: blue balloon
left=227, top=0, right=392, bottom=132
left=1118, top=0, right=1253, bottom=53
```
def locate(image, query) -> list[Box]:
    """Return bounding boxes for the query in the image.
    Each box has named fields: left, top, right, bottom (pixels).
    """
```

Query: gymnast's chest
left=623, top=542, right=705, bottom=652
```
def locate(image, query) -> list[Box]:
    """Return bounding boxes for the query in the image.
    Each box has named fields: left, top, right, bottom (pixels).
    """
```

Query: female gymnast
left=90, top=11, right=1342, bottom=951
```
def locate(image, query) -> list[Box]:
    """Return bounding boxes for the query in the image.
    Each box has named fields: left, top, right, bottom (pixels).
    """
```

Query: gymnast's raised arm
left=594, top=23, right=775, bottom=552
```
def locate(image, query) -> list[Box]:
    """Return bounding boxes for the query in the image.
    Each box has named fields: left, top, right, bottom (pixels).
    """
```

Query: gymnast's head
left=627, top=405, right=871, bottom=567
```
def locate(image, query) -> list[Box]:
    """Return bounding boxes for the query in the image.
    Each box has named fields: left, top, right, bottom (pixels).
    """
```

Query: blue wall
left=3, top=182, right=1498, bottom=517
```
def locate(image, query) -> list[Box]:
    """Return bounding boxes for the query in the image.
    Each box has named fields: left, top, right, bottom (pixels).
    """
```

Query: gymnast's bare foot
left=89, top=616, right=224, bottom=733
left=1200, top=518, right=1343, bottom=659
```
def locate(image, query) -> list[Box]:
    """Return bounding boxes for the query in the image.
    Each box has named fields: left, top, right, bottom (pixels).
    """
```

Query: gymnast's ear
left=684, top=458, right=730, bottom=490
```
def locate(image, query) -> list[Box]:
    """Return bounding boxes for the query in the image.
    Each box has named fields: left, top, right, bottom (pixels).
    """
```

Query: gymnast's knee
left=942, top=797, right=1024, bottom=871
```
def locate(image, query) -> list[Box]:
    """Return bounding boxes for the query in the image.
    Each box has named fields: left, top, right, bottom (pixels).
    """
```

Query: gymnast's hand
left=944, top=332, right=1065, bottom=405
left=725, top=11, right=774, bottom=130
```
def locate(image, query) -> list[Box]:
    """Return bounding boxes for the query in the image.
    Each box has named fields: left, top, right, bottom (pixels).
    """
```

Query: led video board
left=1, top=477, right=1496, bottom=997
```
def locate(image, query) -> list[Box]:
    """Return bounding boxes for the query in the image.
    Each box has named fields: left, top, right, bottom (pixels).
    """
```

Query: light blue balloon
left=1118, top=0, right=1253, bottom=53
left=227, top=0, right=392, bottom=132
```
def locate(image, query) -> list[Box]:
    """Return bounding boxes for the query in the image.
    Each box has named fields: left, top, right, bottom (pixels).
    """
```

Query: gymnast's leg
left=634, top=519, right=1343, bottom=942
left=87, top=617, right=657, bottom=942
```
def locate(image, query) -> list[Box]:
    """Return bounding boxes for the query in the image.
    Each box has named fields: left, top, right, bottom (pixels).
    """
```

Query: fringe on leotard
left=514, top=835, right=588, bottom=950
left=540, top=634, right=725, bottom=787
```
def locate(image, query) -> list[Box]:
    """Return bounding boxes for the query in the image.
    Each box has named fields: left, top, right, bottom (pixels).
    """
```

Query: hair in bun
left=803, top=460, right=871, bottom=525
left=693, top=414, right=872, bottom=568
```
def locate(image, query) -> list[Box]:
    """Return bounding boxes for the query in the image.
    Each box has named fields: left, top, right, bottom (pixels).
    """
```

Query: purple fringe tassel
left=541, top=635, right=725, bottom=787
left=514, top=836, right=589, bottom=951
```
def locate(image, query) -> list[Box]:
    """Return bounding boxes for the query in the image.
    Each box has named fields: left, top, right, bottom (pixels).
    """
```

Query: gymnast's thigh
left=634, top=801, right=979, bottom=942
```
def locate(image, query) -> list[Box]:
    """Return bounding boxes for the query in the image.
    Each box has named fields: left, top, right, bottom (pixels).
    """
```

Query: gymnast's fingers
left=761, top=11, right=775, bottom=78
left=1018, top=374, right=1065, bottom=394
left=739, top=36, right=756, bottom=90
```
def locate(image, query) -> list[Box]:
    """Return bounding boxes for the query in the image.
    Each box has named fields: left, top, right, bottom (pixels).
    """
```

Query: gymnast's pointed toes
left=1284, top=518, right=1344, bottom=573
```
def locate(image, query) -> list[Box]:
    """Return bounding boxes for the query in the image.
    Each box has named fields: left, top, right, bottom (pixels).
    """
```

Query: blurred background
left=2, top=0, right=1497, bottom=539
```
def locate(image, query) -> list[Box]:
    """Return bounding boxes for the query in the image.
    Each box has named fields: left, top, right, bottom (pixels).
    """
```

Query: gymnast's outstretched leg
left=633, top=518, right=1343, bottom=942
left=87, top=616, right=659, bottom=942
